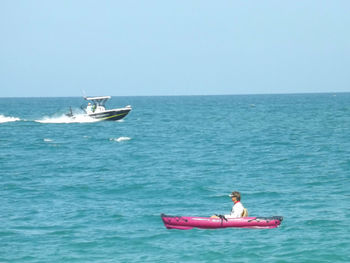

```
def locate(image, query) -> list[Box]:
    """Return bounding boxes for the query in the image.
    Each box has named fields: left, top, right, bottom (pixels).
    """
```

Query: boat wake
left=35, top=114, right=99, bottom=124
left=0, top=114, right=21, bottom=123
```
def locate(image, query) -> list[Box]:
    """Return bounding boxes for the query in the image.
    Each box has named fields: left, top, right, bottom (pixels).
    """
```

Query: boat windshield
left=84, top=96, right=111, bottom=107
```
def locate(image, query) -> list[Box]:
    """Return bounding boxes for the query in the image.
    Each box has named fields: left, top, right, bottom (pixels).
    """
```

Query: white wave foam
left=36, top=114, right=99, bottom=124
left=44, top=138, right=53, bottom=142
left=0, top=114, right=20, bottom=123
left=110, top=137, right=131, bottom=142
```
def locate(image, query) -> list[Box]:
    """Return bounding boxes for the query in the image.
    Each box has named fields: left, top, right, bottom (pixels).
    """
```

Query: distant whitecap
left=44, top=138, right=53, bottom=142
left=110, top=137, right=131, bottom=142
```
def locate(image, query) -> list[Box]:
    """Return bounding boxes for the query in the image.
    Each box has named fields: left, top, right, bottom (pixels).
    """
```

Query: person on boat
left=86, top=103, right=93, bottom=114
left=211, top=191, right=246, bottom=219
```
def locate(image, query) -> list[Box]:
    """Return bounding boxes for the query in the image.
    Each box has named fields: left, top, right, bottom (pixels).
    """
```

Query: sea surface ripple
left=0, top=94, right=349, bottom=262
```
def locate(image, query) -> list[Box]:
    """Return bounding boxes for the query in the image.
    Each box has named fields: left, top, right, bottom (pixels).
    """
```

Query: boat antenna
left=81, top=89, right=87, bottom=98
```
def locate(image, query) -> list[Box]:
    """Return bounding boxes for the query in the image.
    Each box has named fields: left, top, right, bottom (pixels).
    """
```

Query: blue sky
left=1, top=1, right=349, bottom=97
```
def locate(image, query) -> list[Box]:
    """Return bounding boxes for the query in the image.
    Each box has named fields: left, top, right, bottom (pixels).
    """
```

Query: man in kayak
left=212, top=191, right=246, bottom=218
left=225, top=191, right=245, bottom=218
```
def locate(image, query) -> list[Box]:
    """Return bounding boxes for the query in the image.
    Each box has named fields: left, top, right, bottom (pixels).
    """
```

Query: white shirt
left=86, top=105, right=93, bottom=114
left=225, top=201, right=244, bottom=218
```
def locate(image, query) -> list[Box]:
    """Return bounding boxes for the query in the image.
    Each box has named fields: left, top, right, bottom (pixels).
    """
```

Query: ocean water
left=0, top=94, right=349, bottom=262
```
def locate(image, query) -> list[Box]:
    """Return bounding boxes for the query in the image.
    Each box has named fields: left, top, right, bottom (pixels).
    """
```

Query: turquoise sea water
left=0, top=94, right=349, bottom=262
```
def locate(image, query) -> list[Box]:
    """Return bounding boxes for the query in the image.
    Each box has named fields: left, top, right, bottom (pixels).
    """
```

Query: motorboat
left=67, top=96, right=132, bottom=121
left=83, top=96, right=131, bottom=121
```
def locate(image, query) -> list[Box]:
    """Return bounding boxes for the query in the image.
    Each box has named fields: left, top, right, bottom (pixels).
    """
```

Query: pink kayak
left=161, top=214, right=283, bottom=230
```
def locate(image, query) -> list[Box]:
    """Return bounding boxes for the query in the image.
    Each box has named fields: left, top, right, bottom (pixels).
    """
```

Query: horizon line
left=0, top=91, right=349, bottom=99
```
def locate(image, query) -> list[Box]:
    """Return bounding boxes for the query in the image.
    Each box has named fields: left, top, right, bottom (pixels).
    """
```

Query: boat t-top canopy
left=85, top=96, right=111, bottom=101
left=84, top=96, right=111, bottom=106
